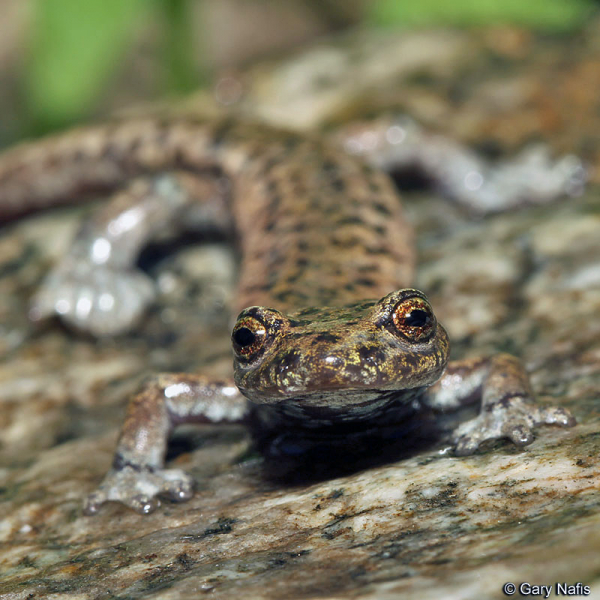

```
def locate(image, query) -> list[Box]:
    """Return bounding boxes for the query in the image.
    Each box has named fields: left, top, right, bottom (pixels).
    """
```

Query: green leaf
left=368, top=0, right=595, bottom=31
left=160, top=0, right=200, bottom=94
left=25, top=0, right=148, bottom=132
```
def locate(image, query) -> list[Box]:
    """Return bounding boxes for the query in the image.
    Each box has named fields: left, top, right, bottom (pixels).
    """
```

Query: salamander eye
left=232, top=316, right=267, bottom=357
left=392, top=297, right=435, bottom=342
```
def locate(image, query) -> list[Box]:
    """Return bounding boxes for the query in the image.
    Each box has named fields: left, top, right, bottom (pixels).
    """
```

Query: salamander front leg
left=422, top=354, right=576, bottom=455
left=84, top=374, right=249, bottom=515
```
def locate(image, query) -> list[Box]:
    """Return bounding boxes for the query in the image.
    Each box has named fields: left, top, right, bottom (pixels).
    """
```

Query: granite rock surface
left=1, top=24, right=600, bottom=600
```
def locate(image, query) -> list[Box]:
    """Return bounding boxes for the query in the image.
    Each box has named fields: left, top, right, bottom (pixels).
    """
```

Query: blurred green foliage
left=26, top=0, right=147, bottom=132
left=21, top=0, right=596, bottom=136
left=369, top=0, right=595, bottom=30
left=25, top=0, right=196, bottom=134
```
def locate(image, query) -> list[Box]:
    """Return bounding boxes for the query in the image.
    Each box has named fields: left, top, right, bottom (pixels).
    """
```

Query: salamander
left=0, top=117, right=576, bottom=514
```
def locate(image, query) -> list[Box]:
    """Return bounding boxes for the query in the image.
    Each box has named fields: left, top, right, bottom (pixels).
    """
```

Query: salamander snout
left=232, top=289, right=450, bottom=405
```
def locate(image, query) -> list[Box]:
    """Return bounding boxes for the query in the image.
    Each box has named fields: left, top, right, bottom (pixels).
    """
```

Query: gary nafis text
left=503, top=582, right=590, bottom=597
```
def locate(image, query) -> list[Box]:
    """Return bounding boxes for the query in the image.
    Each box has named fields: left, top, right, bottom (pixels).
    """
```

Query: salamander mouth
left=249, top=387, right=424, bottom=423
left=238, top=382, right=425, bottom=409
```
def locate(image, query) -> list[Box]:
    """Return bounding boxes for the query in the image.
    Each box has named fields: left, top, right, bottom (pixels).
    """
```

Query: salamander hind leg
left=84, top=374, right=249, bottom=515
left=30, top=172, right=228, bottom=336
left=423, top=354, right=576, bottom=456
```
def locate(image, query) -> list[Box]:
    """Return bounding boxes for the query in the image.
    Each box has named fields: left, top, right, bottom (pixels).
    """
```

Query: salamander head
left=232, top=289, right=449, bottom=409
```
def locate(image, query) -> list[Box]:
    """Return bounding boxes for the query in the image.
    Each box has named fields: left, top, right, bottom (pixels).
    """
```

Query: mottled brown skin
left=0, top=117, right=576, bottom=515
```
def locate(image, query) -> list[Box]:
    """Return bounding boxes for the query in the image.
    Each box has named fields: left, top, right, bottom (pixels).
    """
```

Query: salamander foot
left=83, top=465, right=195, bottom=515
left=30, top=259, right=155, bottom=336
left=453, top=395, right=575, bottom=456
